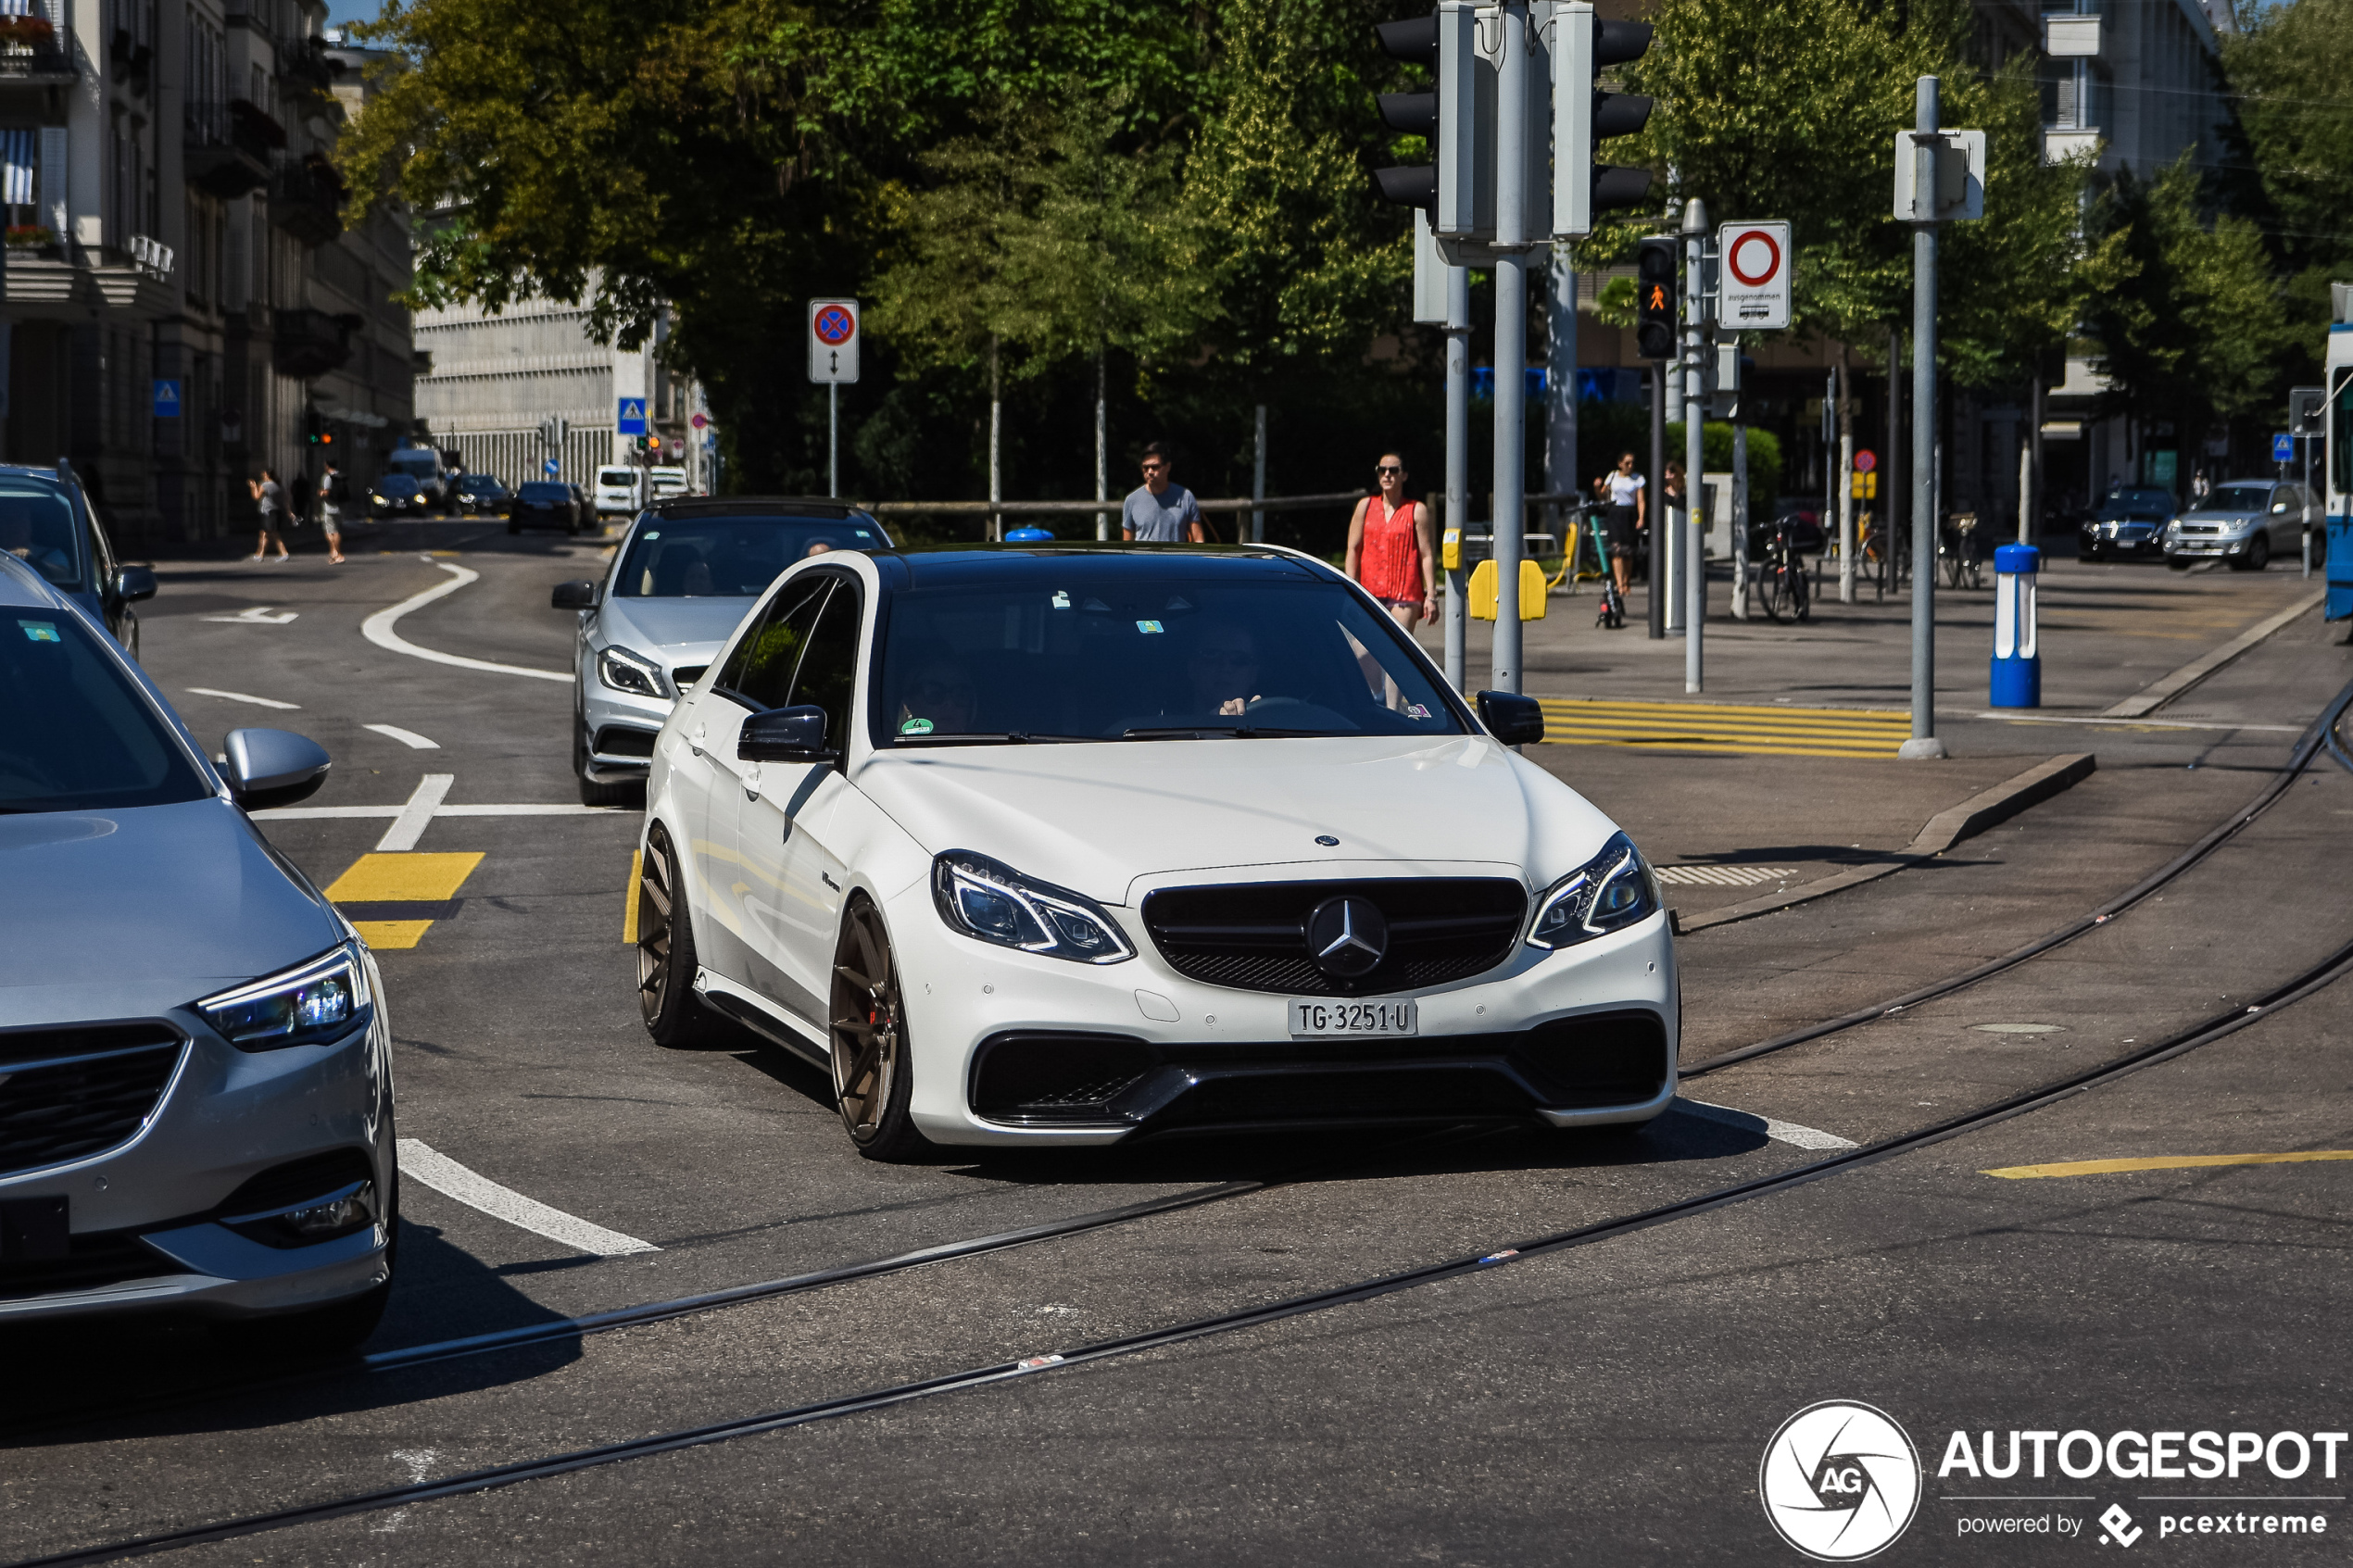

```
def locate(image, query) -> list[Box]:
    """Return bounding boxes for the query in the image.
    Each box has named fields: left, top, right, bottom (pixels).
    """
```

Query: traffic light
left=1373, top=6, right=1476, bottom=226
left=1554, top=3, right=1655, bottom=238
left=1635, top=236, right=1678, bottom=359
left=1373, top=13, right=1440, bottom=211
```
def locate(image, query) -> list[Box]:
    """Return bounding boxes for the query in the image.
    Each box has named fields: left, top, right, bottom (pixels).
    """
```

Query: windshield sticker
left=642, top=531, right=659, bottom=539
left=900, top=717, right=935, bottom=735
left=18, top=621, right=59, bottom=643
left=1051, top=591, right=1071, bottom=608
left=1164, top=596, right=1193, bottom=611
left=1136, top=620, right=1164, bottom=634
left=1405, top=702, right=1432, bottom=719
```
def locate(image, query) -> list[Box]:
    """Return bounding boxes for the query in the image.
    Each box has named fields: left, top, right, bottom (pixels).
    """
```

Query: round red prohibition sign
left=814, top=306, right=856, bottom=345
left=1727, top=230, right=1782, bottom=288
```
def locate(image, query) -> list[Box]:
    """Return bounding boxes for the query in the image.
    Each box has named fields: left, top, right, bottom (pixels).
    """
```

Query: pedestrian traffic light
left=1372, top=5, right=1475, bottom=229
left=1554, top=3, right=1655, bottom=238
left=1636, top=236, right=1678, bottom=359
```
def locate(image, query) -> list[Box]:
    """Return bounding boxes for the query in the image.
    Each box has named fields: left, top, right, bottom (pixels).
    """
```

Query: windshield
left=459, top=476, right=504, bottom=494
left=598, top=470, right=635, bottom=487
left=387, top=450, right=436, bottom=472
left=377, top=475, right=419, bottom=495
left=0, top=609, right=210, bottom=812
left=616, top=516, right=884, bottom=597
left=2191, top=485, right=2271, bottom=514
left=518, top=483, right=569, bottom=500
left=873, top=567, right=1466, bottom=745
left=0, top=477, right=83, bottom=592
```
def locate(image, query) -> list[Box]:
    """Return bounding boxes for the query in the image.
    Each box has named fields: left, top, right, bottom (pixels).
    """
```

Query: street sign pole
left=1682, top=197, right=1707, bottom=695
left=1490, top=0, right=1529, bottom=696
left=1904, top=76, right=1946, bottom=761
left=830, top=382, right=839, bottom=499
left=1446, top=260, right=1471, bottom=692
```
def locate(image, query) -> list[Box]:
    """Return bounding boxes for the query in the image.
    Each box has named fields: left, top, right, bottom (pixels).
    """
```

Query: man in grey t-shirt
left=1122, top=442, right=1203, bottom=543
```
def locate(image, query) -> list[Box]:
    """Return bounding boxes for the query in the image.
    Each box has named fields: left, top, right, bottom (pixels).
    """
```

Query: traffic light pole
left=1445, top=261, right=1471, bottom=692
left=1648, top=360, right=1666, bottom=640
left=1490, top=0, right=1530, bottom=696
left=1903, top=76, right=1947, bottom=761
left=1682, top=198, right=1707, bottom=694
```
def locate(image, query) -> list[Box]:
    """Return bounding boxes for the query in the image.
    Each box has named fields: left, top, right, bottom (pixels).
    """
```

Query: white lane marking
left=360, top=559, right=573, bottom=683
left=395, top=1138, right=658, bottom=1256
left=1676, top=1098, right=1858, bottom=1151
left=375, top=773, right=455, bottom=853
left=373, top=1450, right=439, bottom=1534
left=363, top=722, right=441, bottom=750
left=185, top=686, right=301, bottom=710
left=202, top=606, right=299, bottom=625
left=254, top=801, right=626, bottom=820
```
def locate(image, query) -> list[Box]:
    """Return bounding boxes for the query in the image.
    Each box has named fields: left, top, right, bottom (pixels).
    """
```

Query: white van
left=594, top=467, right=642, bottom=520
left=649, top=465, right=691, bottom=500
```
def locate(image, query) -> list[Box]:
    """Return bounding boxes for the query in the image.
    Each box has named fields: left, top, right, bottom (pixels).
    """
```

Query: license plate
left=1289, top=998, right=1418, bottom=1038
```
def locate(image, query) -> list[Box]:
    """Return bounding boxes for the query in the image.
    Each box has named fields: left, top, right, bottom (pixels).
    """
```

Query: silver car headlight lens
left=598, top=644, right=669, bottom=698
left=196, top=944, right=373, bottom=1051
left=932, top=850, right=1134, bottom=964
left=1528, top=832, right=1661, bottom=949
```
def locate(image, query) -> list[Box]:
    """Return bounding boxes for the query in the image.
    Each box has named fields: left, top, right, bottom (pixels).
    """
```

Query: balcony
left=268, top=154, right=346, bottom=247
left=271, top=307, right=354, bottom=380
left=0, top=11, right=72, bottom=82
left=184, top=101, right=275, bottom=198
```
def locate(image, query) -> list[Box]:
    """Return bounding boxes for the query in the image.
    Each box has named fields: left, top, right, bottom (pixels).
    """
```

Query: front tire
left=637, top=822, right=724, bottom=1047
left=2246, top=534, right=2271, bottom=571
left=829, top=897, right=930, bottom=1162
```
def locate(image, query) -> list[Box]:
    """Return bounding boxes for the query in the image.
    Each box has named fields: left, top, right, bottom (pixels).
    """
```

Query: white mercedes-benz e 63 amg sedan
left=635, top=544, right=1677, bottom=1160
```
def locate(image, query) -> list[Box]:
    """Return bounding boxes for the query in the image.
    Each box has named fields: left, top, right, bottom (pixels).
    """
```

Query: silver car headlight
left=196, top=943, right=373, bottom=1052
left=598, top=644, right=669, bottom=698
left=1528, top=832, right=1661, bottom=950
left=932, top=851, right=1134, bottom=964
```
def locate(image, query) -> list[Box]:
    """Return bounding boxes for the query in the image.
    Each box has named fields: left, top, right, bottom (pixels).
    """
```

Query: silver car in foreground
left=0, top=553, right=396, bottom=1348
left=2164, top=479, right=2314, bottom=571
left=554, top=497, right=890, bottom=805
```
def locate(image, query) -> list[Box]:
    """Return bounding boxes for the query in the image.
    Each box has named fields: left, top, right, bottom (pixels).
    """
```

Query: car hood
left=850, top=735, right=1622, bottom=906
left=0, top=797, right=344, bottom=1023
left=598, top=596, right=759, bottom=661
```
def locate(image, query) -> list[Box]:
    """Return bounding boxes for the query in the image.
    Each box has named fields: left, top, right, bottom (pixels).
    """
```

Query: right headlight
left=598, top=644, right=669, bottom=698
left=932, top=851, right=1134, bottom=964
left=1528, top=832, right=1661, bottom=950
left=196, top=943, right=373, bottom=1051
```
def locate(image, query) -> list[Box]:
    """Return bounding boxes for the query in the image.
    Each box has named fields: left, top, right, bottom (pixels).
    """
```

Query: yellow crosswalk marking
left=351, top=920, right=435, bottom=950
left=623, top=849, right=641, bottom=946
left=1535, top=698, right=1911, bottom=759
left=326, top=851, right=485, bottom=951
left=1984, top=1151, right=2353, bottom=1180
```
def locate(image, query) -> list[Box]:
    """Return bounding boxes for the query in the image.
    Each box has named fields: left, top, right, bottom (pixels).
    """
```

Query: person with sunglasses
left=1121, top=441, right=1203, bottom=543
left=1343, top=451, right=1437, bottom=630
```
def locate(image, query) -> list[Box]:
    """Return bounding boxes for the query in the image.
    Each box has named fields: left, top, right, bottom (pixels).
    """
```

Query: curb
left=1673, top=752, right=2096, bottom=935
left=2102, top=589, right=2324, bottom=718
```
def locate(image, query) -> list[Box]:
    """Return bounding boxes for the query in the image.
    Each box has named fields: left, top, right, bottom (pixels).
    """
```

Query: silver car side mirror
left=223, top=728, right=333, bottom=810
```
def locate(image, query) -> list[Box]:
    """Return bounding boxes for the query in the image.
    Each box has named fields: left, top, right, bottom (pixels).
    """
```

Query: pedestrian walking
left=318, top=462, right=348, bottom=564
left=1593, top=451, right=1645, bottom=607
left=1344, top=451, right=1437, bottom=630
left=1122, top=442, right=1204, bottom=544
left=247, top=468, right=289, bottom=562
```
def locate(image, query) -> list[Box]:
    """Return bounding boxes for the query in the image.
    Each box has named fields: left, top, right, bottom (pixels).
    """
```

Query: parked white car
left=649, top=465, right=691, bottom=500
left=634, top=545, right=1678, bottom=1160
left=593, top=466, right=643, bottom=521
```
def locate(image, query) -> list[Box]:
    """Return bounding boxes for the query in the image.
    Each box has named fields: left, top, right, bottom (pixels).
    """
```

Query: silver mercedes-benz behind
left=0, top=552, right=396, bottom=1348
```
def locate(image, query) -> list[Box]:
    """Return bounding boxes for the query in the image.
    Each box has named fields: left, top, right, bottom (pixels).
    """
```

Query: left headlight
left=196, top=943, right=373, bottom=1051
left=598, top=644, right=669, bottom=698
left=933, top=850, right=1135, bottom=964
left=1528, top=832, right=1661, bottom=950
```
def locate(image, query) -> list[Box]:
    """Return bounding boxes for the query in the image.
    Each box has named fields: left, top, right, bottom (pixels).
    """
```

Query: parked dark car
left=369, top=473, right=429, bottom=518
left=509, top=481, right=584, bottom=535
left=0, top=460, right=154, bottom=657
left=452, top=473, right=511, bottom=518
left=2080, top=485, right=2175, bottom=560
left=569, top=484, right=596, bottom=529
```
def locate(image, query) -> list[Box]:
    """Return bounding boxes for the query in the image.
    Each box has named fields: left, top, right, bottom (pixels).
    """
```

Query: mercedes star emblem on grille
left=1305, top=896, right=1389, bottom=979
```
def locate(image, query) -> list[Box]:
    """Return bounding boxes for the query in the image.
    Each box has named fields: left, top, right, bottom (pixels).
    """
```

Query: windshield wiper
left=890, top=732, right=1101, bottom=746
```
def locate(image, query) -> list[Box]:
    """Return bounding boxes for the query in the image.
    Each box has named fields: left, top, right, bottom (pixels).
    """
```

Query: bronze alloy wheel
left=636, top=823, right=717, bottom=1046
left=828, top=897, right=926, bottom=1160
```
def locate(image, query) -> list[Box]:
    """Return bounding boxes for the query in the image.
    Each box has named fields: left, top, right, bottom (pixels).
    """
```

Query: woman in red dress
left=1344, top=451, right=1439, bottom=631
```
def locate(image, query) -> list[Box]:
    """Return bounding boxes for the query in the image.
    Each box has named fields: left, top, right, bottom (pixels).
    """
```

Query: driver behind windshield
left=895, top=651, right=978, bottom=737
left=1186, top=621, right=1264, bottom=718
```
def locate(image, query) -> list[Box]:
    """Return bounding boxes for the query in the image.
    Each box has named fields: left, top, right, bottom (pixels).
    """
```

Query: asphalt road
left=5, top=529, right=2350, bottom=1565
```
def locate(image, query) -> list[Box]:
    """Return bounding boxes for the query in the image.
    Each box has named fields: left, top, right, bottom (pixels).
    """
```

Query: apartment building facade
left=0, top=0, right=416, bottom=549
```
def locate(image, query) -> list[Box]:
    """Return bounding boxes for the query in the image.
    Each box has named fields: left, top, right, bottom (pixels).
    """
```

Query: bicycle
left=1941, top=511, right=1983, bottom=590
left=1755, top=514, right=1812, bottom=624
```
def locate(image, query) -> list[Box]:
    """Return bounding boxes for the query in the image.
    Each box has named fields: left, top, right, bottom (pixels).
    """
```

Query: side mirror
left=551, top=580, right=598, bottom=610
left=113, top=565, right=157, bottom=603
left=739, top=705, right=833, bottom=762
left=1476, top=690, right=1545, bottom=746
left=222, top=728, right=332, bottom=810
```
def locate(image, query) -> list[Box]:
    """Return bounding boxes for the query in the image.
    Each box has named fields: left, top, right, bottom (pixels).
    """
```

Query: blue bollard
left=1003, top=524, right=1054, bottom=542
left=1990, top=543, right=2041, bottom=709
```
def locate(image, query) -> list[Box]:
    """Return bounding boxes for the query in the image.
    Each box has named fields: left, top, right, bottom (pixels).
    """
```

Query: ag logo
left=1760, top=1400, right=1922, bottom=1561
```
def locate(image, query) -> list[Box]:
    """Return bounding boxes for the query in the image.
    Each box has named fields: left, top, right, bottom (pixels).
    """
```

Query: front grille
left=594, top=726, right=657, bottom=759
left=0, top=1231, right=192, bottom=1302
left=0, top=1023, right=185, bottom=1178
left=1142, top=878, right=1526, bottom=996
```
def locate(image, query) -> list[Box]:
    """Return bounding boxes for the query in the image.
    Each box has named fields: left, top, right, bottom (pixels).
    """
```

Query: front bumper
left=2083, top=527, right=2164, bottom=556
left=577, top=655, right=674, bottom=781
left=0, top=993, right=396, bottom=1323
left=881, top=880, right=1680, bottom=1145
left=2164, top=532, right=2249, bottom=558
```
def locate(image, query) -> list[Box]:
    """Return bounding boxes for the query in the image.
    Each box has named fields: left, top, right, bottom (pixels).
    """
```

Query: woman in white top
left=1594, top=451, right=1645, bottom=602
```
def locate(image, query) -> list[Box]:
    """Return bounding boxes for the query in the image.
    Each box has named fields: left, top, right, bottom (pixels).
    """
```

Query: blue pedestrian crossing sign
left=544, top=458, right=560, bottom=475
left=152, top=379, right=182, bottom=418
left=617, top=398, right=648, bottom=435
left=2272, top=432, right=2296, bottom=463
